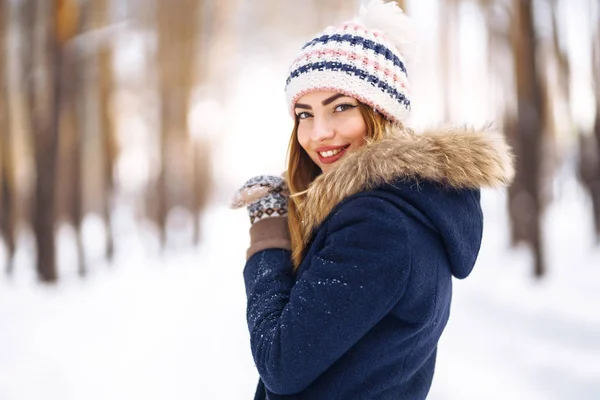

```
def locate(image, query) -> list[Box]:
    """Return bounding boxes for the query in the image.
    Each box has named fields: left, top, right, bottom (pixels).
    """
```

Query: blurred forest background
left=0, top=0, right=598, bottom=282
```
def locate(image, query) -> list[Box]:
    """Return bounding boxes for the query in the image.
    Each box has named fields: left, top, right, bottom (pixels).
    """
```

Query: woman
left=232, top=1, right=514, bottom=399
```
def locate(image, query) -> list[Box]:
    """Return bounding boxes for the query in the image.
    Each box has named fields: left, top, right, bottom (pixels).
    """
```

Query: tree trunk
left=509, top=0, right=545, bottom=277
left=26, top=0, right=58, bottom=282
left=536, top=0, right=568, bottom=209
left=0, top=0, right=4, bottom=222
left=93, top=0, right=116, bottom=261
left=578, top=131, right=600, bottom=240
left=0, top=89, right=17, bottom=275
left=156, top=0, right=200, bottom=248
left=26, top=0, right=79, bottom=282
left=55, top=0, right=85, bottom=277
left=578, top=2, right=600, bottom=242
left=60, top=48, right=85, bottom=276
left=550, top=0, right=570, bottom=107
left=591, top=12, right=600, bottom=240
left=593, top=113, right=600, bottom=240
left=0, top=0, right=14, bottom=275
left=0, top=134, right=18, bottom=276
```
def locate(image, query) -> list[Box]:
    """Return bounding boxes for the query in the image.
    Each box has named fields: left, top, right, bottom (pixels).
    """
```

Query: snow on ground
left=1, top=182, right=599, bottom=400
left=0, top=204, right=255, bottom=400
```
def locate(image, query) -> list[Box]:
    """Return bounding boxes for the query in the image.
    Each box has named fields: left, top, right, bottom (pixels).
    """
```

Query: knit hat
left=284, top=0, right=415, bottom=124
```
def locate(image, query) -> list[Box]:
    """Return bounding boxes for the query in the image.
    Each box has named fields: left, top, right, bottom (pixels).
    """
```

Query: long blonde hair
left=286, top=102, right=390, bottom=270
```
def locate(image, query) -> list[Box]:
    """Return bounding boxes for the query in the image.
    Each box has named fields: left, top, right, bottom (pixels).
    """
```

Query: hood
left=298, top=125, right=515, bottom=278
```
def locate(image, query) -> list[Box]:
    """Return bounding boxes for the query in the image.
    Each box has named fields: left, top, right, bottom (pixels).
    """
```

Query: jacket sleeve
left=243, top=195, right=412, bottom=395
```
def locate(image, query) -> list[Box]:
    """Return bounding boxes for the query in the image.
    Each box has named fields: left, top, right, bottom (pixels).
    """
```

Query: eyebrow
left=322, top=93, right=346, bottom=105
left=294, top=93, right=349, bottom=110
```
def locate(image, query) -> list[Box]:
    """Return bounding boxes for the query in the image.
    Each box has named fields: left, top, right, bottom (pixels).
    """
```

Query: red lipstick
left=316, top=145, right=350, bottom=165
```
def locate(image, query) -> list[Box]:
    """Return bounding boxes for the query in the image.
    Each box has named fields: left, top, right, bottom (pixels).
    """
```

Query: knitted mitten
left=231, top=175, right=289, bottom=224
left=232, top=175, right=291, bottom=260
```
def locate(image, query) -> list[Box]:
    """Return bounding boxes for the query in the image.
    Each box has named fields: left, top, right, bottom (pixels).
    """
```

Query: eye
left=334, top=103, right=357, bottom=113
left=296, top=111, right=312, bottom=120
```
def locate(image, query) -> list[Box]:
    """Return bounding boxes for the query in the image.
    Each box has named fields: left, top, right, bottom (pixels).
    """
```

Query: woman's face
left=295, top=91, right=367, bottom=173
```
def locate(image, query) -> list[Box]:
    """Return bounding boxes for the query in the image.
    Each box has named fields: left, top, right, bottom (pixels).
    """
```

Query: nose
left=311, top=115, right=335, bottom=142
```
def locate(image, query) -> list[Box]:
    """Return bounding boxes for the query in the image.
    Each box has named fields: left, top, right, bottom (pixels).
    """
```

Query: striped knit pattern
left=285, top=23, right=411, bottom=124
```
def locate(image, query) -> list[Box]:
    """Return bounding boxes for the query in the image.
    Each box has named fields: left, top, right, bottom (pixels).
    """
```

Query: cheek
left=297, top=125, right=310, bottom=151
left=343, top=118, right=367, bottom=145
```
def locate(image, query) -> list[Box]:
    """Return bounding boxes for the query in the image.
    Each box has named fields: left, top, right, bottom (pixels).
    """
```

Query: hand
left=231, top=175, right=290, bottom=224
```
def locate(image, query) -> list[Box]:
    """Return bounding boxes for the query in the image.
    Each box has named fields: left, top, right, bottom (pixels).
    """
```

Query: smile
left=316, top=145, right=350, bottom=165
left=319, top=148, right=343, bottom=157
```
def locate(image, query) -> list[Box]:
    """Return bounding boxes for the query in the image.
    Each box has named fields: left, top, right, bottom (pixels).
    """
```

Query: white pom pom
left=356, top=0, right=418, bottom=69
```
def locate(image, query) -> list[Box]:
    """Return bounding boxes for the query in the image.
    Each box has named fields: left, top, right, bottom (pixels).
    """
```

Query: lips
left=316, top=145, right=350, bottom=165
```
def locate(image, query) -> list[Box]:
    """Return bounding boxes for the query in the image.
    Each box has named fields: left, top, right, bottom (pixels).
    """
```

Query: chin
left=313, top=158, right=327, bottom=170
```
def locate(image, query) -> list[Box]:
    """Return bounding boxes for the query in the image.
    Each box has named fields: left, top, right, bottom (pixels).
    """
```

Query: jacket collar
left=298, top=125, right=515, bottom=246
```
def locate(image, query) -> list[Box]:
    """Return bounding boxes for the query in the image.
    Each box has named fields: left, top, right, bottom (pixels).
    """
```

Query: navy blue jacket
left=241, top=128, right=514, bottom=399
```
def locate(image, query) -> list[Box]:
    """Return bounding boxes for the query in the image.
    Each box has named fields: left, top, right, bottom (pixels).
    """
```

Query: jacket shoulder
left=322, top=192, right=409, bottom=240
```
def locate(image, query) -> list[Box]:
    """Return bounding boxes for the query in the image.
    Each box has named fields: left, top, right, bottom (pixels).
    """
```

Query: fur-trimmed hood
left=297, top=125, right=514, bottom=277
left=299, top=126, right=514, bottom=233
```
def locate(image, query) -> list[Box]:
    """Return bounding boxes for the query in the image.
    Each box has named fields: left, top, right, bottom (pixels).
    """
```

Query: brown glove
left=231, top=175, right=291, bottom=260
